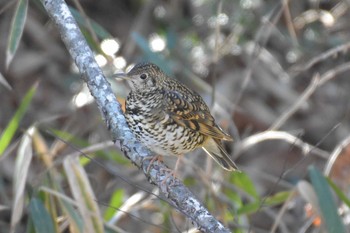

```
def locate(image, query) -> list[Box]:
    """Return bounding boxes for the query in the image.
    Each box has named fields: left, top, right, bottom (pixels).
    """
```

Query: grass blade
left=309, top=166, right=346, bottom=233
left=103, top=189, right=124, bottom=221
left=10, top=126, right=35, bottom=233
left=0, top=82, right=37, bottom=156
left=28, top=197, right=55, bottom=233
left=69, top=7, right=111, bottom=39
left=63, top=156, right=104, bottom=233
left=6, top=0, right=28, bottom=69
left=327, top=177, right=350, bottom=208
left=0, top=72, right=12, bottom=90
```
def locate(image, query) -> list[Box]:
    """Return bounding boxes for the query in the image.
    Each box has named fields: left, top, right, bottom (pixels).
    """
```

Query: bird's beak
left=111, top=72, right=131, bottom=81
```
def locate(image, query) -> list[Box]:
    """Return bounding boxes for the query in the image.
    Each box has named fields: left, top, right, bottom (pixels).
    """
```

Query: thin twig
left=72, top=0, right=99, bottom=44
left=282, top=0, right=298, bottom=47
left=291, top=42, right=350, bottom=74
left=324, top=134, right=350, bottom=176
left=232, top=3, right=284, bottom=110
left=63, top=140, right=114, bottom=158
left=0, top=0, right=16, bottom=16
left=270, top=190, right=297, bottom=233
left=236, top=130, right=329, bottom=159
left=270, top=62, right=350, bottom=130
left=210, top=0, right=222, bottom=107
left=270, top=74, right=320, bottom=130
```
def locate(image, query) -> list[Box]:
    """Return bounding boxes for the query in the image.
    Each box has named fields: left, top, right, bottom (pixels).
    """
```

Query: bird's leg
left=161, top=154, right=183, bottom=185
left=143, top=155, right=164, bottom=174
left=174, top=154, right=183, bottom=173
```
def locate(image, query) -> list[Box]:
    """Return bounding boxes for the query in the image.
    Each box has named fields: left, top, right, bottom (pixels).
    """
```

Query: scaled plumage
left=121, top=62, right=238, bottom=171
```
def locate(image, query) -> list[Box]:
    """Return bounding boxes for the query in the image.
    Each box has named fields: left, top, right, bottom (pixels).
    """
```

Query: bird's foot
left=142, top=155, right=164, bottom=174
left=160, top=167, right=177, bottom=186
left=160, top=154, right=183, bottom=186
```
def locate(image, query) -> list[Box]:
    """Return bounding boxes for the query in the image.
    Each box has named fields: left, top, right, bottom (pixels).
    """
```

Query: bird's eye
left=140, top=74, right=147, bottom=79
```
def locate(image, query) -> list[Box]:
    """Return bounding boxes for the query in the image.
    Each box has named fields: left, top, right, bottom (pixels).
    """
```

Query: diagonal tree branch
left=40, top=0, right=232, bottom=232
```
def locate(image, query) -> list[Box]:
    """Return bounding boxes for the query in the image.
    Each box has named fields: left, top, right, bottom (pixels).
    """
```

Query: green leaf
left=237, top=191, right=291, bottom=215
left=104, top=189, right=124, bottom=221
left=237, top=201, right=260, bottom=215
left=47, top=128, right=124, bottom=166
left=132, top=32, right=150, bottom=53
left=309, top=166, right=346, bottom=233
left=225, top=185, right=242, bottom=210
left=80, top=28, right=102, bottom=53
left=6, top=0, right=28, bottom=69
left=229, top=172, right=258, bottom=199
left=48, top=128, right=87, bottom=146
left=60, top=198, right=84, bottom=233
left=263, top=191, right=291, bottom=206
left=41, top=185, right=84, bottom=233
left=69, top=7, right=111, bottom=39
left=327, top=177, right=350, bottom=208
left=29, top=198, right=55, bottom=233
left=0, top=83, right=37, bottom=156
left=47, top=128, right=92, bottom=166
left=108, top=150, right=130, bottom=165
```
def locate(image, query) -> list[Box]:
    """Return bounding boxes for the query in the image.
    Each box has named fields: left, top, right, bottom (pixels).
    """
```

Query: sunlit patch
left=191, top=0, right=204, bottom=7
left=100, top=38, right=120, bottom=56
left=72, top=86, right=94, bottom=108
left=192, top=62, right=208, bottom=76
left=240, top=0, right=253, bottom=9
left=208, top=13, right=229, bottom=28
left=294, top=9, right=335, bottom=30
left=217, top=13, right=229, bottom=25
left=180, top=36, right=194, bottom=50
left=193, top=14, right=204, bottom=26
left=340, top=204, right=350, bottom=225
left=95, top=54, right=107, bottom=67
left=191, top=46, right=205, bottom=60
left=286, top=50, right=299, bottom=64
left=240, top=0, right=261, bottom=9
left=206, top=33, right=225, bottom=49
left=231, top=44, right=242, bottom=55
left=154, top=5, right=166, bottom=18
left=304, top=28, right=316, bottom=40
left=113, top=56, right=127, bottom=70
left=149, top=34, right=166, bottom=52
left=320, top=11, right=335, bottom=27
left=150, top=212, right=164, bottom=225
left=126, top=63, right=136, bottom=73
left=70, top=62, right=79, bottom=73
left=190, top=45, right=209, bottom=76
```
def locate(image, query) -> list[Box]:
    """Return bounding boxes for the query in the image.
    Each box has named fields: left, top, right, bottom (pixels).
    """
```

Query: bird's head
left=114, top=63, right=165, bottom=92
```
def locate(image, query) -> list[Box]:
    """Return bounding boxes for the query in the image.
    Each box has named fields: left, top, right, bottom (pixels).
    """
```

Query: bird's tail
left=202, top=138, right=239, bottom=171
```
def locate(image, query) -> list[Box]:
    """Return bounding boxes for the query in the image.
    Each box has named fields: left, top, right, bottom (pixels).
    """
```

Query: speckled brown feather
left=121, top=62, right=238, bottom=171
left=162, top=87, right=233, bottom=141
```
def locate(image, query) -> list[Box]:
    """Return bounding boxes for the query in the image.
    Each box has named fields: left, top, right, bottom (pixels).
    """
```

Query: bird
left=116, top=62, right=238, bottom=172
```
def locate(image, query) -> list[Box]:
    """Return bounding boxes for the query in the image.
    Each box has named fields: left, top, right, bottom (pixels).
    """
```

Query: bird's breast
left=125, top=91, right=205, bottom=156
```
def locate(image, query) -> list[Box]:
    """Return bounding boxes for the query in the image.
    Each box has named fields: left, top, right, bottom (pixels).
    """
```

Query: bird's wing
left=162, top=89, right=233, bottom=141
